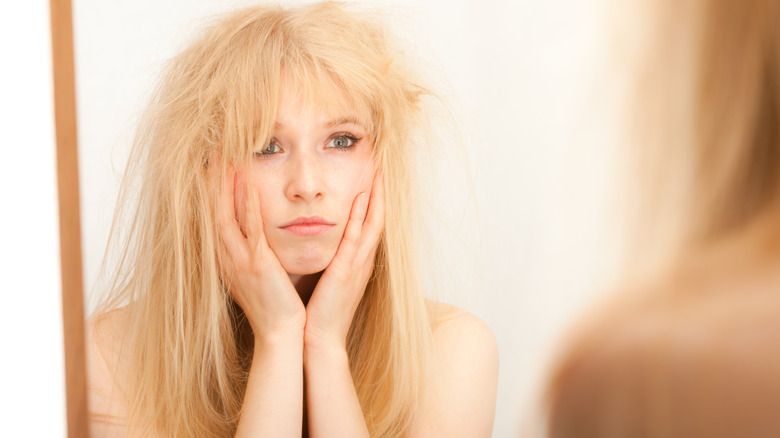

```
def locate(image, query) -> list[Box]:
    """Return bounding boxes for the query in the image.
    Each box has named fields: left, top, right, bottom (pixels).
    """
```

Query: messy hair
left=95, top=3, right=435, bottom=436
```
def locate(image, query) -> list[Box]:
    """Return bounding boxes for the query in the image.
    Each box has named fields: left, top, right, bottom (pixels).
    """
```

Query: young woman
left=545, top=0, right=780, bottom=436
left=86, top=3, right=498, bottom=437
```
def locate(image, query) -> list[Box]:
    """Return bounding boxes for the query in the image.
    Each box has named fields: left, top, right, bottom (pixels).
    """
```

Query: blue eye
left=255, top=141, right=281, bottom=156
left=327, top=134, right=359, bottom=149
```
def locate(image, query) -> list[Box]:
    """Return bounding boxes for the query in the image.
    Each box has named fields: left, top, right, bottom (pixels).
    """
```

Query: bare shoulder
left=547, top=276, right=780, bottom=437
left=86, top=306, right=133, bottom=437
left=87, top=306, right=133, bottom=382
left=410, top=300, right=498, bottom=437
left=89, top=306, right=131, bottom=353
left=425, top=299, right=498, bottom=363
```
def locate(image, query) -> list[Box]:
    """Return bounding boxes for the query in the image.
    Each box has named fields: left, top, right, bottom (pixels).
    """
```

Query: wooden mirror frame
left=51, top=0, right=88, bottom=436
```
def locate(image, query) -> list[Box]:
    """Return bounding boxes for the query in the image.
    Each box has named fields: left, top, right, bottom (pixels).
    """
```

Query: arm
left=303, top=174, right=384, bottom=437
left=236, top=331, right=303, bottom=437
left=303, top=339, right=369, bottom=437
left=89, top=157, right=307, bottom=438
left=209, top=155, right=306, bottom=437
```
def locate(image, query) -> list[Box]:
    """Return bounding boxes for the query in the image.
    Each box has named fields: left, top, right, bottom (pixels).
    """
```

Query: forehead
left=276, top=72, right=372, bottom=131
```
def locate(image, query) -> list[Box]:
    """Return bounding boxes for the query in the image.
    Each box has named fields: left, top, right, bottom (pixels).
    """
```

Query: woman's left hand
left=304, top=172, right=385, bottom=351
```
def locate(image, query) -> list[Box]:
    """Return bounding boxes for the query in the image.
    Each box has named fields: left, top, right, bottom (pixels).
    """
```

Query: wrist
left=247, top=309, right=307, bottom=344
left=254, top=327, right=304, bottom=352
left=303, top=331, right=348, bottom=359
left=304, top=342, right=349, bottom=370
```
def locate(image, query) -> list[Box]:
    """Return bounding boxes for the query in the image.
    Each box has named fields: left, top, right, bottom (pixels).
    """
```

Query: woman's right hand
left=207, top=152, right=305, bottom=339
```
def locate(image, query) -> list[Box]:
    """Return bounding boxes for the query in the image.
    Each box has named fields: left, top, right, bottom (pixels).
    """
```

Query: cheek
left=237, top=164, right=282, bottom=226
left=254, top=182, right=284, bottom=231
left=334, top=158, right=375, bottom=208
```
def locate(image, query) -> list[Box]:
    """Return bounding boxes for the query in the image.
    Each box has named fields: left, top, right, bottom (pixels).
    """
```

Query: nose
left=285, top=151, right=324, bottom=202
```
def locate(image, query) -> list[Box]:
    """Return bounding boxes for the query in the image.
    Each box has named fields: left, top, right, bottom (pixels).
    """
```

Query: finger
left=234, top=170, right=249, bottom=237
left=363, top=172, right=385, bottom=241
left=216, top=162, right=248, bottom=260
left=339, top=192, right=369, bottom=256
left=353, top=172, right=384, bottom=262
left=243, top=174, right=267, bottom=250
left=208, top=153, right=245, bottom=278
left=215, top=239, right=234, bottom=281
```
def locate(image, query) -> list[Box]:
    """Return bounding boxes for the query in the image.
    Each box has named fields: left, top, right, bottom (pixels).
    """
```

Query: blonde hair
left=545, top=0, right=780, bottom=435
left=620, top=0, right=780, bottom=278
left=96, top=3, right=434, bottom=436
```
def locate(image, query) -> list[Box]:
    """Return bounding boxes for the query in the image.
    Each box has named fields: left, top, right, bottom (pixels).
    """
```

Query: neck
left=288, top=272, right=323, bottom=306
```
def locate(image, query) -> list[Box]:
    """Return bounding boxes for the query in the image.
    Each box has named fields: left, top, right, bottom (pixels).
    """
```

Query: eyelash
left=255, top=142, right=281, bottom=157
left=327, top=133, right=361, bottom=150
left=254, top=132, right=363, bottom=158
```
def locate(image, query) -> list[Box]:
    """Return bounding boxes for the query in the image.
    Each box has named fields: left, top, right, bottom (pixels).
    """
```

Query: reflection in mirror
left=75, top=0, right=619, bottom=436
left=79, top=2, right=502, bottom=437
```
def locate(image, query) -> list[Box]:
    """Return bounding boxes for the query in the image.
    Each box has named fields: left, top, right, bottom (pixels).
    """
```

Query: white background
left=1, top=1, right=67, bottom=436
left=73, top=0, right=624, bottom=436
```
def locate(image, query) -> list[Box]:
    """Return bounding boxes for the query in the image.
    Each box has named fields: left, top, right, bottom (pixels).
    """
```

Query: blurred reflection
left=545, top=0, right=780, bottom=436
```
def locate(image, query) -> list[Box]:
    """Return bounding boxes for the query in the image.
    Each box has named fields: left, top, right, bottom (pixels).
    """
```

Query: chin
left=282, top=261, right=329, bottom=276
left=279, top=244, right=336, bottom=276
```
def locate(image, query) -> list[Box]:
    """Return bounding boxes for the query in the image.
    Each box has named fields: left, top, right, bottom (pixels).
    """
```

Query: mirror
left=74, top=0, right=620, bottom=435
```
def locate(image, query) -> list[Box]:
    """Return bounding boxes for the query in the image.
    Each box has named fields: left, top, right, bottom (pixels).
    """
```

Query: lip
left=279, top=216, right=336, bottom=236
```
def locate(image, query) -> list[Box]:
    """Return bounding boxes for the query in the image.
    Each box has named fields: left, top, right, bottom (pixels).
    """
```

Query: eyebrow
left=326, top=117, right=365, bottom=128
left=274, top=116, right=366, bottom=130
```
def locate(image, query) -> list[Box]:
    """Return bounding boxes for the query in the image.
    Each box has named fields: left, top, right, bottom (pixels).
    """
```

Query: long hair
left=545, top=0, right=780, bottom=435
left=619, top=0, right=780, bottom=279
left=95, top=3, right=434, bottom=436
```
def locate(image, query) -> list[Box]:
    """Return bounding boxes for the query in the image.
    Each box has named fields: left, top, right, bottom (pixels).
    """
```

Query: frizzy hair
left=94, top=3, right=435, bottom=436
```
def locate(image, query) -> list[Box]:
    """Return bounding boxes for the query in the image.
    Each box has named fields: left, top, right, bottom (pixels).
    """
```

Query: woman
left=545, top=0, right=780, bottom=436
left=86, top=3, right=498, bottom=437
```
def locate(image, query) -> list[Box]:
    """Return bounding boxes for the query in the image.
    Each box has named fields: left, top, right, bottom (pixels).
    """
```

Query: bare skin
left=86, top=161, right=498, bottom=438
left=215, top=148, right=385, bottom=437
left=87, top=81, right=498, bottom=437
left=547, top=236, right=780, bottom=438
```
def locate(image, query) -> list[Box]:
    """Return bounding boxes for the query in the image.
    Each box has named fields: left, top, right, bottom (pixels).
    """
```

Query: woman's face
left=236, top=82, right=375, bottom=276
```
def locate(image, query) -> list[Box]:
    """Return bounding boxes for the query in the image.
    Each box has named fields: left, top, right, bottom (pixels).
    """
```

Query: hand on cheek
left=304, top=172, right=385, bottom=351
left=207, top=152, right=305, bottom=339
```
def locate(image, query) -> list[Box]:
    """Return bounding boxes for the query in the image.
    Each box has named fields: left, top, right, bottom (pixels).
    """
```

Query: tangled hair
left=95, top=2, right=434, bottom=436
left=620, top=0, right=780, bottom=278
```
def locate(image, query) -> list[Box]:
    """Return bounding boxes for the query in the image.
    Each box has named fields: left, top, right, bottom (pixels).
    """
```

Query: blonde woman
left=546, top=0, right=780, bottom=436
left=86, top=3, right=498, bottom=437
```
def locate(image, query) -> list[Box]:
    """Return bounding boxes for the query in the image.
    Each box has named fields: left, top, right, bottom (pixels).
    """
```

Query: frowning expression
left=237, top=81, right=375, bottom=275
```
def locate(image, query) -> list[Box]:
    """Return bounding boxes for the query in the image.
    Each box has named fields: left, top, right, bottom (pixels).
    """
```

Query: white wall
left=0, top=1, right=67, bottom=436
left=74, top=1, right=622, bottom=436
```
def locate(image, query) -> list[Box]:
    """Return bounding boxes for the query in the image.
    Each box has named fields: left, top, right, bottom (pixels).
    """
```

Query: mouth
left=279, top=216, right=336, bottom=236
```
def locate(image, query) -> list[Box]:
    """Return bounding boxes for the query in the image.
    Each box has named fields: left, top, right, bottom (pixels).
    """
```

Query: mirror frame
left=51, top=0, right=88, bottom=436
